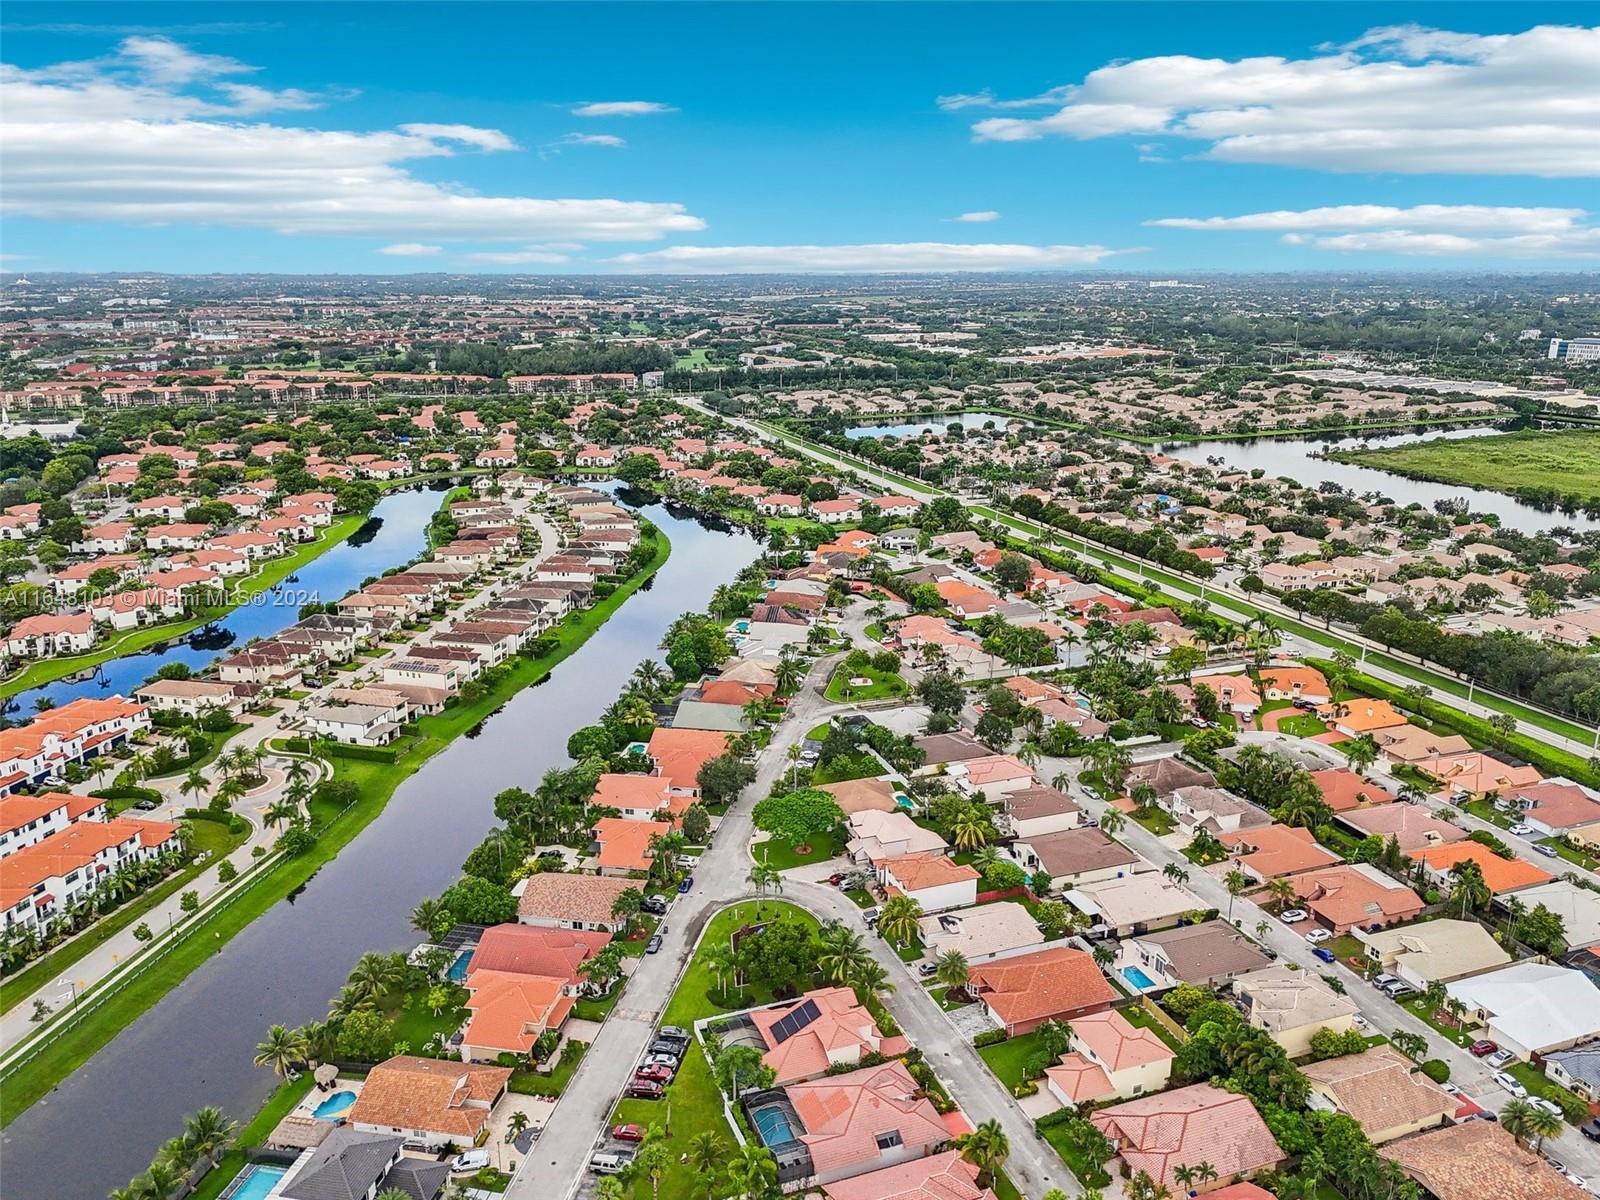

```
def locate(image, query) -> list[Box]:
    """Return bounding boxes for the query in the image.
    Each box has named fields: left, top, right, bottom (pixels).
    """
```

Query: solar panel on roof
left=769, top=998, right=821, bottom=1045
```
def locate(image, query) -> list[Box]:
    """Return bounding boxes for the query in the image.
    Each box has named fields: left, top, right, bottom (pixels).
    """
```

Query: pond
left=0, top=490, right=763, bottom=1200
left=844, top=411, right=1015, bottom=440
left=1145, top=424, right=1600, bottom=536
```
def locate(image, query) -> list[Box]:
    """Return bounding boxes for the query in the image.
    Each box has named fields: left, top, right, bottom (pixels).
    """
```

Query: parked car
left=862, top=907, right=881, bottom=926
left=1352, top=1015, right=1369, bottom=1031
left=1470, top=1040, right=1499, bottom=1057
left=1279, top=909, right=1309, bottom=924
left=1508, top=822, right=1534, bottom=836
left=1579, top=1118, right=1600, bottom=1141
left=1487, top=1049, right=1516, bottom=1068
left=678, top=876, right=694, bottom=894
left=450, top=1150, right=490, bottom=1173
left=133, top=799, right=161, bottom=811
left=1493, top=1071, right=1527, bottom=1097
left=1305, top=929, right=1332, bottom=944
left=591, top=1150, right=635, bottom=1174
left=642, top=894, right=670, bottom=915
left=631, top=1070, right=670, bottom=1091
left=641, top=1053, right=679, bottom=1071
left=610, top=1124, right=645, bottom=1143
left=918, top=961, right=938, bottom=977
left=657, top=1026, right=690, bottom=1044
left=1530, top=1098, right=1564, bottom=1119
left=648, top=1038, right=682, bottom=1056
left=1534, top=843, right=1560, bottom=857
left=1312, top=947, right=1337, bottom=964
left=646, top=935, right=664, bottom=955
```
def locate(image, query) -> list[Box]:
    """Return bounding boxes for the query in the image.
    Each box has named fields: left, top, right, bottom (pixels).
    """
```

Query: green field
left=1328, top=427, right=1600, bottom=503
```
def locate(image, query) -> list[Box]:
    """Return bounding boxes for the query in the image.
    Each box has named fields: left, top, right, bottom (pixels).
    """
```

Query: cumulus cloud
left=957, top=23, right=1600, bottom=176
left=950, top=211, right=1000, bottom=223
left=0, top=39, right=705, bottom=245
left=604, top=242, right=1127, bottom=274
left=378, top=243, right=442, bottom=256
left=461, top=243, right=582, bottom=265
left=1152, top=204, right=1600, bottom=257
left=571, top=100, right=674, bottom=117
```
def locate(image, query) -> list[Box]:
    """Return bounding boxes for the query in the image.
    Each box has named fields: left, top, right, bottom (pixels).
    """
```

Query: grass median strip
left=0, top=524, right=670, bottom=1127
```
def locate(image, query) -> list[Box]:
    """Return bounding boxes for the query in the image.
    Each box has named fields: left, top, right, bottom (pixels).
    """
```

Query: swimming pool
left=448, top=949, right=474, bottom=983
left=751, top=1104, right=799, bottom=1146
left=1122, top=965, right=1157, bottom=990
left=311, top=1089, right=357, bottom=1120
left=228, top=1164, right=287, bottom=1200
left=895, top=794, right=914, bottom=811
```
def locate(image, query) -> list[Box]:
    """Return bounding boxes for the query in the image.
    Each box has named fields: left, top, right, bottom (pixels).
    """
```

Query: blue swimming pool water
left=311, top=1090, right=357, bottom=1120
left=229, top=1165, right=287, bottom=1200
left=895, top=794, right=913, bottom=810
left=752, top=1105, right=798, bottom=1146
left=1122, top=966, right=1157, bottom=990
left=448, top=949, right=473, bottom=983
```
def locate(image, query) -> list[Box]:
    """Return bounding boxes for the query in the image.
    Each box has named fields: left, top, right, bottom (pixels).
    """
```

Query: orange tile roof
left=1070, top=1008, right=1175, bottom=1073
left=1409, top=841, right=1555, bottom=893
left=1217, top=823, right=1343, bottom=879
left=592, top=773, right=675, bottom=813
left=787, top=1061, right=950, bottom=1178
left=1091, top=1083, right=1284, bottom=1190
left=467, top=924, right=610, bottom=982
left=967, top=946, right=1117, bottom=1030
left=1259, top=665, right=1330, bottom=697
left=1043, top=1053, right=1114, bottom=1103
left=1325, top=700, right=1410, bottom=733
left=821, top=1149, right=996, bottom=1200
left=592, top=817, right=672, bottom=873
left=1312, top=768, right=1398, bottom=813
left=884, top=853, right=979, bottom=893
left=1382, top=1118, right=1589, bottom=1200
left=348, top=1055, right=511, bottom=1139
left=1289, top=864, right=1424, bottom=928
left=462, top=970, right=573, bottom=1053
left=646, top=728, right=732, bottom=791
left=751, top=986, right=909, bottom=1085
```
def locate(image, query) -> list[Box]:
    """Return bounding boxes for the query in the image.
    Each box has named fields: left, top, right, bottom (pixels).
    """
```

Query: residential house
left=515, top=873, right=640, bottom=933
left=1335, top=804, right=1467, bottom=854
left=1287, top=864, right=1424, bottom=934
left=1302, top=1045, right=1457, bottom=1145
left=1064, top=875, right=1202, bottom=938
left=133, top=678, right=246, bottom=719
left=273, top=1128, right=449, bottom=1200
left=5, top=613, right=96, bottom=658
left=820, top=1151, right=996, bottom=1200
left=1357, top=919, right=1511, bottom=990
left=1166, top=786, right=1273, bottom=838
left=303, top=702, right=404, bottom=748
left=1544, top=1046, right=1600, bottom=1103
left=1216, top=824, right=1342, bottom=882
left=1500, top=880, right=1600, bottom=950
left=749, top=986, right=909, bottom=1085
left=1408, top=841, right=1553, bottom=895
left=1258, top=665, right=1332, bottom=706
left=1234, top=964, right=1360, bottom=1057
left=1382, top=1118, right=1589, bottom=1200
left=1043, top=1008, right=1174, bottom=1107
left=347, top=1056, right=511, bottom=1151
left=1002, top=785, right=1082, bottom=838
left=1322, top=700, right=1410, bottom=738
left=646, top=728, right=732, bottom=794
left=1311, top=769, right=1397, bottom=814
left=1512, top=781, right=1600, bottom=836
left=880, top=854, right=978, bottom=913
left=591, top=817, right=672, bottom=876
left=965, top=945, right=1116, bottom=1036
left=781, top=1061, right=950, bottom=1187
left=1444, top=962, right=1600, bottom=1058
left=1091, top=1083, right=1284, bottom=1193
left=917, top=901, right=1045, bottom=966
left=1007, top=827, right=1141, bottom=893
left=1125, top=920, right=1273, bottom=989
left=847, top=810, right=948, bottom=867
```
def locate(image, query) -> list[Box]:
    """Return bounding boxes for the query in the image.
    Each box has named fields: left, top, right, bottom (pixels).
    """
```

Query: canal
left=4, top=483, right=456, bottom=714
left=0, top=492, right=763, bottom=1200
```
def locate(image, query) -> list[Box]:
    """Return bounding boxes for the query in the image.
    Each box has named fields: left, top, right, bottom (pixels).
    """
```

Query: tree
left=917, top=669, right=964, bottom=714
left=956, top=1118, right=1010, bottom=1188
left=1448, top=859, right=1490, bottom=918
left=698, top=753, right=756, bottom=805
left=746, top=864, right=782, bottom=913
left=713, top=1043, right=775, bottom=1102
left=1223, top=869, right=1250, bottom=920
left=935, top=949, right=972, bottom=996
left=687, top=1131, right=727, bottom=1196
left=411, top=897, right=448, bottom=939
left=817, top=924, right=871, bottom=984
left=253, top=1024, right=308, bottom=1078
left=680, top=802, right=711, bottom=844
left=440, top=876, right=517, bottom=925
left=179, top=768, right=210, bottom=805
left=993, top=552, right=1033, bottom=595
left=751, top=789, right=843, bottom=854
left=334, top=1009, right=394, bottom=1061
left=1344, top=733, right=1379, bottom=774
left=726, top=1143, right=779, bottom=1200
left=878, top=895, right=924, bottom=947
left=1097, top=807, right=1126, bottom=836
left=1265, top=876, right=1297, bottom=913
left=181, top=1105, right=239, bottom=1167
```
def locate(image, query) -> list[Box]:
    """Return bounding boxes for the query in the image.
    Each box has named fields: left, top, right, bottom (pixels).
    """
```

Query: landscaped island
left=1327, top=427, right=1600, bottom=509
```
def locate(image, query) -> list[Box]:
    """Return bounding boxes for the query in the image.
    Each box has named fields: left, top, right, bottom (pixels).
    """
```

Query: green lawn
left=1399, top=996, right=1474, bottom=1049
left=1121, top=1001, right=1186, bottom=1050
left=673, top=346, right=712, bottom=370
left=824, top=663, right=908, bottom=703
left=1329, top=428, right=1600, bottom=505
left=1276, top=714, right=1329, bottom=737
left=1130, top=805, right=1176, bottom=835
left=1505, top=1061, right=1588, bottom=1121
left=1537, top=837, right=1599, bottom=871
left=665, top=901, right=822, bottom=1025
left=0, top=526, right=672, bottom=1127
left=1040, top=1122, right=1114, bottom=1189
left=0, top=816, right=248, bottom=1013
left=978, top=1029, right=1052, bottom=1092
left=509, top=1042, right=587, bottom=1097
left=609, top=1042, right=734, bottom=1200
left=754, top=835, right=840, bottom=870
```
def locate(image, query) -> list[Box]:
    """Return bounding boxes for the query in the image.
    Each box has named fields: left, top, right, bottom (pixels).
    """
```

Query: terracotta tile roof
left=1258, top=665, right=1330, bottom=698
left=816, top=777, right=898, bottom=815
left=967, top=946, right=1117, bottom=1029
left=592, top=817, right=672, bottom=873
left=1217, top=823, right=1342, bottom=879
left=466, top=924, right=610, bottom=982
left=348, top=1056, right=511, bottom=1140
left=1312, top=769, right=1398, bottom=813
left=1289, top=864, right=1424, bottom=929
left=1382, top=1119, right=1589, bottom=1200
left=1070, top=1008, right=1175, bottom=1073
left=1324, top=699, right=1409, bottom=733
left=592, top=773, right=676, bottom=813
left=646, top=728, right=732, bottom=790
left=515, top=873, right=638, bottom=926
left=1091, top=1082, right=1284, bottom=1190
left=752, top=986, right=909, bottom=1085
left=1043, top=1053, right=1114, bottom=1103
left=1514, top=781, right=1600, bottom=830
left=1337, top=804, right=1467, bottom=853
left=787, top=1061, right=949, bottom=1178
left=821, top=1148, right=996, bottom=1200
left=462, top=970, right=573, bottom=1053
left=1410, top=841, right=1555, bottom=893
left=1301, top=1045, right=1456, bottom=1141
left=884, top=853, right=979, bottom=893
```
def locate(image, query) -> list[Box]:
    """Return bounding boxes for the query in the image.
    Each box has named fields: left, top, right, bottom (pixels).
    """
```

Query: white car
left=1487, top=1048, right=1516, bottom=1068
left=1279, top=909, right=1309, bottom=924
left=1493, top=1071, right=1527, bottom=1097
left=1508, top=822, right=1535, bottom=836
left=1305, top=929, right=1332, bottom=944
left=1530, top=1097, right=1565, bottom=1118
left=451, top=1150, right=490, bottom=1173
left=1353, top=1015, right=1370, bottom=1031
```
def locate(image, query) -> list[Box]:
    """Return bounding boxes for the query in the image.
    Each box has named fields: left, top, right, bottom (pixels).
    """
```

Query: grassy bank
left=0, top=524, right=670, bottom=1127
left=1328, top=427, right=1600, bottom=503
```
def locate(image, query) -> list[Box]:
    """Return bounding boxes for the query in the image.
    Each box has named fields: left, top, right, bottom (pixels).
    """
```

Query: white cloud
left=461, top=244, right=580, bottom=265
left=951, top=211, right=1000, bottom=223
left=0, top=40, right=705, bottom=244
left=957, top=23, right=1600, bottom=176
left=549, top=133, right=626, bottom=149
left=1153, top=203, right=1600, bottom=258
left=571, top=100, right=674, bottom=118
left=378, top=242, right=442, bottom=256
left=604, top=242, right=1127, bottom=274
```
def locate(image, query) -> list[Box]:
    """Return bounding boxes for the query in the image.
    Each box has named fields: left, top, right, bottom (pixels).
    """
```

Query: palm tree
left=1344, top=733, right=1379, bottom=774
left=746, top=864, right=781, bottom=913
left=935, top=949, right=971, bottom=996
left=956, top=1118, right=1010, bottom=1188
left=1449, top=859, right=1490, bottom=917
left=1520, top=1100, right=1564, bottom=1150
left=506, top=1110, right=531, bottom=1144
left=1223, top=869, right=1250, bottom=920
left=705, top=941, right=739, bottom=998
left=687, top=1131, right=727, bottom=1179
left=851, top=959, right=894, bottom=995
left=179, top=768, right=210, bottom=805
left=1098, top=807, right=1126, bottom=836
left=1499, top=1098, right=1538, bottom=1146
left=950, top=806, right=992, bottom=851
left=726, top=1143, right=779, bottom=1200
left=741, top=698, right=768, bottom=729
left=182, top=1105, right=238, bottom=1167
left=817, top=925, right=871, bottom=984
left=347, top=951, right=404, bottom=1003
left=774, top=655, right=805, bottom=696
left=1162, top=862, right=1189, bottom=884
left=1265, top=876, right=1297, bottom=913
left=632, top=658, right=670, bottom=695
left=253, top=1024, right=308, bottom=1077
left=878, top=896, right=924, bottom=948
left=411, top=897, right=447, bottom=938
left=133, top=1160, right=187, bottom=1200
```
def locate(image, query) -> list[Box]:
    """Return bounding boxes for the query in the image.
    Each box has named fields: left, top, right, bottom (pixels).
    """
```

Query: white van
left=591, top=1151, right=633, bottom=1175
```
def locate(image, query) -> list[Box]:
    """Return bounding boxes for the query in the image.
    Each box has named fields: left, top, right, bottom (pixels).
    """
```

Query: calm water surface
left=0, top=493, right=761, bottom=1200
left=844, top=412, right=1014, bottom=440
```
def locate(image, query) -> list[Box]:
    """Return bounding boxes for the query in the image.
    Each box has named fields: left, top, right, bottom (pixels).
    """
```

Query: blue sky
left=3, top=2, right=1597, bottom=273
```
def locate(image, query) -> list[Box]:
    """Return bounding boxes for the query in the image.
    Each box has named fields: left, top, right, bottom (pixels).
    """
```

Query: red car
left=611, top=1124, right=645, bottom=1143
left=634, top=1065, right=673, bottom=1085
left=1470, top=1040, right=1499, bottom=1057
left=626, top=1080, right=664, bottom=1100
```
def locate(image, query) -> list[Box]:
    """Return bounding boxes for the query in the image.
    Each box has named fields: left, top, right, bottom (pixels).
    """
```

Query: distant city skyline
left=3, top=2, right=1597, bottom=273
